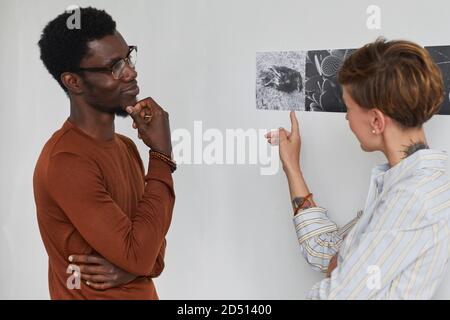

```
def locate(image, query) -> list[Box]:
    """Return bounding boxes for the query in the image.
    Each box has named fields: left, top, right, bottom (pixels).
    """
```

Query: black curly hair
left=38, top=7, right=116, bottom=93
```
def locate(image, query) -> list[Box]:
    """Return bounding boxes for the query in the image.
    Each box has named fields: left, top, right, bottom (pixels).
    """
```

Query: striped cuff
left=293, top=207, right=338, bottom=244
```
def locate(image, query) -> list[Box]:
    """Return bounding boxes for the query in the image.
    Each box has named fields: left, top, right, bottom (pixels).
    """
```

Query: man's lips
left=122, top=83, right=140, bottom=96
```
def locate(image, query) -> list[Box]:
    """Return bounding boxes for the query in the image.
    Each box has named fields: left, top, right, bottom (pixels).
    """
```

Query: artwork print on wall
left=256, top=45, right=450, bottom=115
left=256, top=51, right=306, bottom=111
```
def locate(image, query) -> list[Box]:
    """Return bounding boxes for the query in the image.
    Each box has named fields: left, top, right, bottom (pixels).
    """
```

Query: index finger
left=126, top=104, right=144, bottom=125
left=135, top=96, right=161, bottom=110
left=290, top=111, right=299, bottom=134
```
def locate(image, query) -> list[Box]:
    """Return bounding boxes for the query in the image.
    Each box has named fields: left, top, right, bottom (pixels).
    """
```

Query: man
left=33, top=7, right=176, bottom=299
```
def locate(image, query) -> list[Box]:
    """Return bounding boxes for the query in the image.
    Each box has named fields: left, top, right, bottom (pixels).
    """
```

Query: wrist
left=150, top=150, right=177, bottom=173
left=292, top=193, right=314, bottom=216
left=151, top=147, right=172, bottom=158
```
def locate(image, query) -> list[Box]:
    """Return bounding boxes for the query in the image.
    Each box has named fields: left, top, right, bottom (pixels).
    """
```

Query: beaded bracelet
left=150, top=150, right=177, bottom=173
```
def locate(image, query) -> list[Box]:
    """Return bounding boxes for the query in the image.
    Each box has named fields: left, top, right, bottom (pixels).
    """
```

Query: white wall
left=1, top=0, right=449, bottom=299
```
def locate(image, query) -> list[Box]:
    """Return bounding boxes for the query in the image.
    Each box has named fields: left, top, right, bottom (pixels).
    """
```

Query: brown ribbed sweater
left=33, top=119, right=175, bottom=299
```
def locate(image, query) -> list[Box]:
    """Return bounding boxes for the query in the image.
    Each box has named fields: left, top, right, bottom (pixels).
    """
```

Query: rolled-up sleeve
left=293, top=207, right=361, bottom=273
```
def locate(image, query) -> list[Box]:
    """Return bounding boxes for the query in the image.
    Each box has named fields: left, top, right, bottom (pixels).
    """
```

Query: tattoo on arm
left=400, top=140, right=429, bottom=159
left=292, top=197, right=302, bottom=211
left=292, top=197, right=312, bottom=214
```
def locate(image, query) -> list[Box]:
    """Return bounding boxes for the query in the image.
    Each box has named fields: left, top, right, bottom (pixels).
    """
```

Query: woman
left=266, top=38, right=450, bottom=299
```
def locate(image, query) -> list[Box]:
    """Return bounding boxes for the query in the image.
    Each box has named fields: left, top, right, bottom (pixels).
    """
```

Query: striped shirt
left=293, top=149, right=450, bottom=299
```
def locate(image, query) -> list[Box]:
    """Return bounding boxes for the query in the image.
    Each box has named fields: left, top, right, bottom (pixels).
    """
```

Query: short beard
left=113, top=106, right=129, bottom=118
left=91, top=104, right=129, bottom=118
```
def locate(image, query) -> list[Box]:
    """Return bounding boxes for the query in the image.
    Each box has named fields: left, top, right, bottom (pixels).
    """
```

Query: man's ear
left=371, top=108, right=386, bottom=134
left=61, top=72, right=84, bottom=95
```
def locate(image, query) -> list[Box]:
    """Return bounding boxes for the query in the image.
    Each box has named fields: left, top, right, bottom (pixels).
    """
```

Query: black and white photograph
left=427, top=45, right=450, bottom=115
left=256, top=51, right=306, bottom=111
left=304, top=49, right=355, bottom=112
left=257, top=46, right=450, bottom=115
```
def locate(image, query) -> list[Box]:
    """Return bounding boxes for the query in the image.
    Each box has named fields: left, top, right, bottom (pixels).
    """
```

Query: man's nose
left=121, top=63, right=137, bottom=81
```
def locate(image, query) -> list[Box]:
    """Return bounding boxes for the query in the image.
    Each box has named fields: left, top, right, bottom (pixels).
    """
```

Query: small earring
left=372, top=130, right=376, bottom=134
